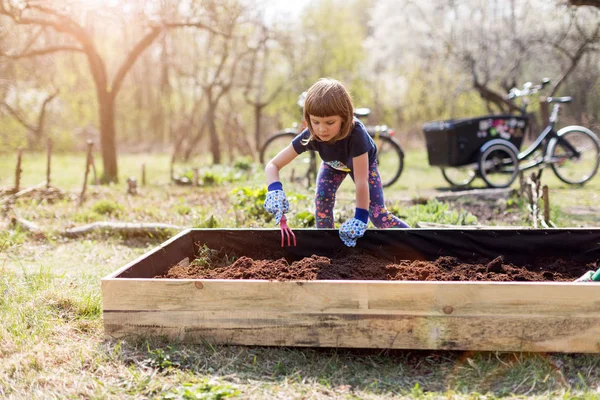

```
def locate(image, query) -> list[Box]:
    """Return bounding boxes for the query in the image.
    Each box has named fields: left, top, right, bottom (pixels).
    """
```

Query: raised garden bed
left=102, top=229, right=600, bottom=353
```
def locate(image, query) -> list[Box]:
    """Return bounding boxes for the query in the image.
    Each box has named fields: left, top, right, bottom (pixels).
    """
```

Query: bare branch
left=265, top=82, right=285, bottom=104
left=111, top=26, right=162, bottom=96
left=1, top=4, right=109, bottom=91
left=36, top=89, right=59, bottom=139
left=550, top=44, right=587, bottom=96
left=1, top=4, right=79, bottom=37
left=0, top=102, right=36, bottom=132
left=531, top=38, right=574, bottom=59
left=1, top=89, right=58, bottom=142
left=163, top=21, right=230, bottom=38
left=4, top=46, right=84, bottom=59
left=467, top=54, right=520, bottom=114
left=20, top=26, right=45, bottom=53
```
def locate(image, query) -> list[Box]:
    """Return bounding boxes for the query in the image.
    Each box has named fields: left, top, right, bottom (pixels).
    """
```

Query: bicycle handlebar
left=507, top=77, right=551, bottom=100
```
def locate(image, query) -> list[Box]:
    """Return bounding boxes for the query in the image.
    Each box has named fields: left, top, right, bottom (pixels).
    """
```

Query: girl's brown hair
left=303, top=78, right=354, bottom=143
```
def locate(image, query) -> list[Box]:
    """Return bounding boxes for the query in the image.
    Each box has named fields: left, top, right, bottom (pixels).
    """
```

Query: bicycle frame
left=514, top=103, right=580, bottom=172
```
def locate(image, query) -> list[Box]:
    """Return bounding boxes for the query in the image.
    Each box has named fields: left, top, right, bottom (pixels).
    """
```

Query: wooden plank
left=103, top=310, right=600, bottom=353
left=102, top=279, right=600, bottom=317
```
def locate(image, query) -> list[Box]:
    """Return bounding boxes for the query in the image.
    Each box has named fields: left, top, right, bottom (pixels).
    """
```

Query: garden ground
left=1, top=149, right=599, bottom=399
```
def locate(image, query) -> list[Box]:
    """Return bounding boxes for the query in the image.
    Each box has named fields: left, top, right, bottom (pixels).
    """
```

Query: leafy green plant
left=91, top=199, right=124, bottom=217
left=408, top=383, right=426, bottom=399
left=161, top=380, right=239, bottom=400
left=233, top=157, right=253, bottom=171
left=175, top=204, right=192, bottom=216
left=72, top=210, right=102, bottom=223
left=231, top=186, right=270, bottom=222
left=294, top=210, right=315, bottom=227
left=146, top=346, right=177, bottom=371
left=190, top=245, right=221, bottom=268
left=200, top=171, right=220, bottom=186
left=390, top=199, right=478, bottom=227
left=195, top=215, right=219, bottom=228
left=548, top=203, right=563, bottom=226
left=0, top=226, right=29, bottom=251
left=181, top=170, right=195, bottom=182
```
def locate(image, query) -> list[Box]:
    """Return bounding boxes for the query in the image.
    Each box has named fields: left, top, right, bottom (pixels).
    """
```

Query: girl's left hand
left=339, top=218, right=367, bottom=247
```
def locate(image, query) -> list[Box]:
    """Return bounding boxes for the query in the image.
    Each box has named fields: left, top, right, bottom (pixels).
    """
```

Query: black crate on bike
left=423, top=115, right=528, bottom=167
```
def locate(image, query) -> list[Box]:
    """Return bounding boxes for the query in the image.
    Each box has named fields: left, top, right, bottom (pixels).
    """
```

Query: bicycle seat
left=547, top=96, right=573, bottom=104
left=354, top=108, right=371, bottom=118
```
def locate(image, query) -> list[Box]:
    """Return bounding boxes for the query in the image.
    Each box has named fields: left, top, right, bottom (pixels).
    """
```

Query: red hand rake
left=280, top=215, right=296, bottom=247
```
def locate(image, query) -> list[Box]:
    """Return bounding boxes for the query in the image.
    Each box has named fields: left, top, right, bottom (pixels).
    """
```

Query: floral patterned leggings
left=314, top=162, right=410, bottom=229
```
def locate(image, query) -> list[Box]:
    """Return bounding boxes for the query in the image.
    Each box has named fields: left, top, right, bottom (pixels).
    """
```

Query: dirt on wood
left=158, top=251, right=595, bottom=282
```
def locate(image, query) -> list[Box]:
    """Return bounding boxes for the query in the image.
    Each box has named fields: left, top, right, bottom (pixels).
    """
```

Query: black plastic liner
left=118, top=228, right=600, bottom=279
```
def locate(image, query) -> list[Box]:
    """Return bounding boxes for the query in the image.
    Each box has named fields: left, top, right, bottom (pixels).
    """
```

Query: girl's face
left=309, top=115, right=342, bottom=142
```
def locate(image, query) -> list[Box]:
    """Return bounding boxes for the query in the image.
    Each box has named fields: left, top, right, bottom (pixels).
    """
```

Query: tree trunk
left=98, top=92, right=118, bottom=183
left=208, top=101, right=221, bottom=164
left=254, top=104, right=264, bottom=153
left=182, top=122, right=206, bottom=162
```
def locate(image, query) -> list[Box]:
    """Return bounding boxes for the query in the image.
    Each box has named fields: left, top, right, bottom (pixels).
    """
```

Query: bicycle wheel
left=259, top=132, right=314, bottom=186
left=478, top=142, right=519, bottom=188
left=373, top=136, right=404, bottom=187
left=441, top=167, right=476, bottom=188
left=548, top=126, right=600, bottom=185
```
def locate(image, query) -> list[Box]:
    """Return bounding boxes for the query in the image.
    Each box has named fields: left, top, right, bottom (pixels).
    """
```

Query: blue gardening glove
left=263, top=182, right=289, bottom=225
left=339, top=208, right=368, bottom=247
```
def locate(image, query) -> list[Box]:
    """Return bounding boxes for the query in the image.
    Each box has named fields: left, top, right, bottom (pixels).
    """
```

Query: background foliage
left=1, top=0, right=598, bottom=171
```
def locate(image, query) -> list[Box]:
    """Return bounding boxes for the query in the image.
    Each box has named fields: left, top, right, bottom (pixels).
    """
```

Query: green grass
left=0, top=264, right=598, bottom=399
left=0, top=152, right=173, bottom=189
left=1, top=150, right=600, bottom=398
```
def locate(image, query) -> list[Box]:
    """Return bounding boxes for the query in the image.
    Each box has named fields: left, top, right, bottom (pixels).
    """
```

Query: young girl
left=264, top=78, right=409, bottom=247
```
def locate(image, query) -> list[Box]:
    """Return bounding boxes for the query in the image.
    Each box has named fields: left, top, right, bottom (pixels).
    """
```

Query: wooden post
left=90, top=153, right=98, bottom=185
left=141, top=163, right=146, bottom=186
left=542, top=185, right=550, bottom=224
left=526, top=172, right=539, bottom=229
left=46, top=139, right=52, bottom=190
left=518, top=171, right=525, bottom=197
left=80, top=140, right=93, bottom=205
left=15, top=148, right=23, bottom=193
left=527, top=184, right=537, bottom=228
left=170, top=155, right=175, bottom=181
left=193, top=168, right=199, bottom=186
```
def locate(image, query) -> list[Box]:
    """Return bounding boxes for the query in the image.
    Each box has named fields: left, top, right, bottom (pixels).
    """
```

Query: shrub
left=231, top=186, right=270, bottom=222
left=91, top=199, right=124, bottom=217
left=389, top=199, right=478, bottom=227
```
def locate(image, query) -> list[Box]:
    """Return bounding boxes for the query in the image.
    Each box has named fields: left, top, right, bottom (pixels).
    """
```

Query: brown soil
left=158, top=252, right=595, bottom=282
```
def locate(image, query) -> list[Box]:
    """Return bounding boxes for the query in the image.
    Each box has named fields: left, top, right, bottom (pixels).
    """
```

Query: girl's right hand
left=339, top=218, right=367, bottom=247
left=264, top=185, right=289, bottom=225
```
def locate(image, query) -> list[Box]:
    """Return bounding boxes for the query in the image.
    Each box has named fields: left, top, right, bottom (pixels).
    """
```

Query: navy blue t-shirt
left=291, top=120, right=377, bottom=172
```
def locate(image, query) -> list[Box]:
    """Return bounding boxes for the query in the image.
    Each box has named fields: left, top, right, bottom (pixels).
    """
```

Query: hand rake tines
left=279, top=215, right=296, bottom=247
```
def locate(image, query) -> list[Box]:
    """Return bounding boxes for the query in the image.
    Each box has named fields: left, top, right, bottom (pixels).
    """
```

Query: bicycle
left=259, top=93, right=405, bottom=188
left=423, top=78, right=600, bottom=188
